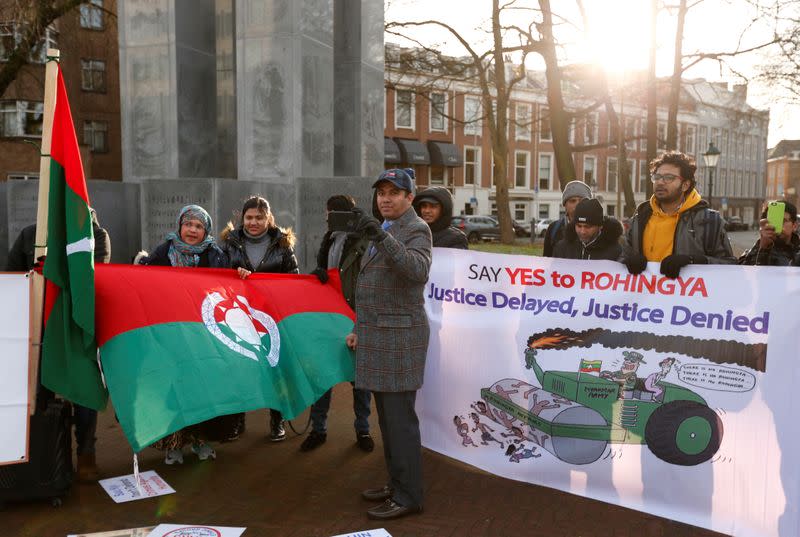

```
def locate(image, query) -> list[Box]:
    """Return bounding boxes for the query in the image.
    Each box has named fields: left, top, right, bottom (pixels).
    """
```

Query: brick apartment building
left=384, top=44, right=769, bottom=228
left=0, top=0, right=121, bottom=182
left=766, top=140, right=800, bottom=208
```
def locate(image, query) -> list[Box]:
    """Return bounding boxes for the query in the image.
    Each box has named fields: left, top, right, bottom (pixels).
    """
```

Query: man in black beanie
left=553, top=198, right=623, bottom=261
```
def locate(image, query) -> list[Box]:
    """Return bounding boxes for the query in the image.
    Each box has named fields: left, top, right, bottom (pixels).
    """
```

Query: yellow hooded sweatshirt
left=642, top=188, right=702, bottom=262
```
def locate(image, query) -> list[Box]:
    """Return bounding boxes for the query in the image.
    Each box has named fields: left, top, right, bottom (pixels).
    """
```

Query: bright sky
left=385, top=0, right=799, bottom=147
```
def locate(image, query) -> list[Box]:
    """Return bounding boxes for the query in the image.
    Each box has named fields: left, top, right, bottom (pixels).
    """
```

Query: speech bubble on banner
left=675, top=364, right=756, bottom=392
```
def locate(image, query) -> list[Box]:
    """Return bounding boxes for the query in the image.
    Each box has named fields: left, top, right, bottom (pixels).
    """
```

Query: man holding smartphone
left=346, top=168, right=432, bottom=521
left=738, top=201, right=799, bottom=266
left=303, top=195, right=374, bottom=453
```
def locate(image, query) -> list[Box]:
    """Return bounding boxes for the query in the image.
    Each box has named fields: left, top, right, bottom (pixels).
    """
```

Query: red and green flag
left=41, top=66, right=106, bottom=410
left=94, top=265, right=355, bottom=452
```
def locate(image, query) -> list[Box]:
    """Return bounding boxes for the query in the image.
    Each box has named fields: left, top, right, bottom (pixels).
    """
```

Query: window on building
left=491, top=203, right=497, bottom=217
left=80, top=0, right=104, bottom=30
left=81, top=59, right=106, bottom=92
left=395, top=89, right=414, bottom=129
left=538, top=204, right=550, bottom=219
left=29, top=26, right=58, bottom=63
left=7, top=172, right=38, bottom=181
left=606, top=204, right=616, bottom=217
left=464, top=146, right=480, bottom=185
left=685, top=125, right=696, bottom=155
left=584, top=113, right=598, bottom=145
left=429, top=92, right=446, bottom=132
left=514, top=203, right=527, bottom=221
left=568, top=118, right=576, bottom=145
left=639, top=160, right=648, bottom=193
left=624, top=158, right=635, bottom=192
left=0, top=23, right=15, bottom=62
left=540, top=108, right=552, bottom=141
left=0, top=100, right=44, bottom=137
left=430, top=166, right=447, bottom=185
left=721, top=130, right=729, bottom=165
left=464, top=96, right=481, bottom=136
left=583, top=156, right=596, bottom=184
left=625, top=117, right=637, bottom=150
left=515, top=103, right=531, bottom=141
left=657, top=122, right=666, bottom=150
left=698, top=125, right=708, bottom=154
left=515, top=151, right=530, bottom=188
left=538, top=154, right=552, bottom=190
left=83, top=120, right=108, bottom=152
left=607, top=157, right=618, bottom=192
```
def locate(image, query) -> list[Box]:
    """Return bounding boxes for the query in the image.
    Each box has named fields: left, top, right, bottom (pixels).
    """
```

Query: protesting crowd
left=6, top=150, right=798, bottom=522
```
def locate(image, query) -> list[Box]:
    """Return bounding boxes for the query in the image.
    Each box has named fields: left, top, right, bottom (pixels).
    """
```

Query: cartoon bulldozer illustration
left=481, top=328, right=766, bottom=466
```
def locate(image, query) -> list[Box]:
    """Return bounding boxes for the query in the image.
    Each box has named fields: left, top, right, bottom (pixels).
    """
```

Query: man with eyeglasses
left=624, top=151, right=735, bottom=278
left=738, top=201, right=799, bottom=266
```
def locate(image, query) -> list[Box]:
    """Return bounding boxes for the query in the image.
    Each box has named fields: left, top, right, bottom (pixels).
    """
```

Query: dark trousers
left=74, top=404, right=97, bottom=455
left=373, top=390, right=423, bottom=508
left=310, top=382, right=371, bottom=434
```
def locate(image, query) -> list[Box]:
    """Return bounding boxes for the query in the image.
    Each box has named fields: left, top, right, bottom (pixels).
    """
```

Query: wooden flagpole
left=29, top=48, right=60, bottom=414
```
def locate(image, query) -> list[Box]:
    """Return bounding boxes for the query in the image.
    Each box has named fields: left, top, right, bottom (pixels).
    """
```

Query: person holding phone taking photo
left=738, top=201, right=799, bottom=266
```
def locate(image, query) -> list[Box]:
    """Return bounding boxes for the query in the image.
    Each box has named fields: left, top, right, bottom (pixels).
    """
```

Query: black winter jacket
left=738, top=233, right=800, bottom=266
left=543, top=216, right=568, bottom=258
left=140, top=240, right=228, bottom=268
left=412, top=186, right=468, bottom=249
left=315, top=232, right=369, bottom=308
left=6, top=210, right=111, bottom=270
left=221, top=226, right=299, bottom=274
left=553, top=217, right=624, bottom=261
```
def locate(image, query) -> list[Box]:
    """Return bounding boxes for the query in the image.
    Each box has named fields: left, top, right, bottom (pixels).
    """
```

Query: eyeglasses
left=650, top=173, right=682, bottom=184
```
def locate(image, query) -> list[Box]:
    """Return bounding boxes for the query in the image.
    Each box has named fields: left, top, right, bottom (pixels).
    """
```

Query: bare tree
left=387, top=0, right=610, bottom=243
left=0, top=0, right=113, bottom=97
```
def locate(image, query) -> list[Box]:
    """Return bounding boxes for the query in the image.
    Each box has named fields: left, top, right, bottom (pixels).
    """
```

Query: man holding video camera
left=345, top=168, right=432, bottom=521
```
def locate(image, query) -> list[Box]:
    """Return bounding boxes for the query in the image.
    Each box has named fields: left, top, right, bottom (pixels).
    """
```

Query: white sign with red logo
left=99, top=471, right=175, bottom=503
left=145, top=525, right=245, bottom=537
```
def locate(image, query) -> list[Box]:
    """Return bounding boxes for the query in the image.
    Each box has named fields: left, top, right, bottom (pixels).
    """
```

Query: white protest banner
left=0, top=273, right=31, bottom=465
left=419, top=249, right=800, bottom=537
left=330, top=530, right=391, bottom=537
left=146, top=525, right=245, bottom=537
left=99, top=471, right=175, bottom=503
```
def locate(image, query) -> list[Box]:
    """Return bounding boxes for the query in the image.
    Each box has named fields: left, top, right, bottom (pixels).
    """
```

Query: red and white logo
left=201, top=292, right=280, bottom=366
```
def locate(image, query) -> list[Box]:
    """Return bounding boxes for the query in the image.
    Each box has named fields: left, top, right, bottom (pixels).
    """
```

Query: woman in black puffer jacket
left=220, top=195, right=298, bottom=442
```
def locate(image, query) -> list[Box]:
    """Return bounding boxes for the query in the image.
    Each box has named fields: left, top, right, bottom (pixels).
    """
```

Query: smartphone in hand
left=766, top=201, right=786, bottom=231
left=328, top=210, right=360, bottom=232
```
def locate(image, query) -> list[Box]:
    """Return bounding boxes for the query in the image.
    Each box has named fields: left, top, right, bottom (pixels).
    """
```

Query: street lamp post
left=703, top=142, right=721, bottom=208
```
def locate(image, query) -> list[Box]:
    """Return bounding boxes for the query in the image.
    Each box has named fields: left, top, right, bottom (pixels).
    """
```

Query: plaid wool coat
left=353, top=207, right=433, bottom=392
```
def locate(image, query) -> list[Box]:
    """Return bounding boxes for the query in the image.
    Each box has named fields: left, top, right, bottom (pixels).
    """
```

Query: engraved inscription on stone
left=141, top=180, right=213, bottom=250
left=7, top=180, right=39, bottom=245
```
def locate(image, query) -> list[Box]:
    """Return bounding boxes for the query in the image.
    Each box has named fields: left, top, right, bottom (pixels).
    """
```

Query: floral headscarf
left=165, top=205, right=214, bottom=267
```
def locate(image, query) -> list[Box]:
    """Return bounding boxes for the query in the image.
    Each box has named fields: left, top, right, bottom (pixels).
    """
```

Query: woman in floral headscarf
left=138, top=204, right=227, bottom=268
left=137, top=204, right=229, bottom=465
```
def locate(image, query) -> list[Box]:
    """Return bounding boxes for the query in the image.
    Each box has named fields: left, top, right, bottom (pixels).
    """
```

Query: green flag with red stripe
left=41, top=66, right=106, bottom=410
left=95, top=265, right=355, bottom=451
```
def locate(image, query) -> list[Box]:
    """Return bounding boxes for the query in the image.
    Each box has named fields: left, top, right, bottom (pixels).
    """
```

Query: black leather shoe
left=367, top=499, right=422, bottom=520
left=361, top=485, right=393, bottom=502
left=300, top=431, right=327, bottom=452
left=356, top=432, right=374, bottom=452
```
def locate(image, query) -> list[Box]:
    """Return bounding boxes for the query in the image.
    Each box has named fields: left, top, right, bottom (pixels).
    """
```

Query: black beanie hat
left=574, top=198, right=604, bottom=226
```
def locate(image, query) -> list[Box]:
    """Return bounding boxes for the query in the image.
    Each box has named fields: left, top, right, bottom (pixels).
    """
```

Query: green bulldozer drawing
left=479, top=328, right=765, bottom=466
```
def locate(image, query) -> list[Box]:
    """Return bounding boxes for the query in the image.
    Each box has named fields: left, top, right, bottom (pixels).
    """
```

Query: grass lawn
left=470, top=241, right=543, bottom=256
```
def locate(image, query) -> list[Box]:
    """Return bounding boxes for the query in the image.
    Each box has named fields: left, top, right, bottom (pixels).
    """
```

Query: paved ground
left=4, top=385, right=727, bottom=537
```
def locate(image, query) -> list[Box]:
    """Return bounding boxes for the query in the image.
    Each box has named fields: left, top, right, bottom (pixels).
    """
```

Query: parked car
left=534, top=219, right=554, bottom=237
left=451, top=215, right=501, bottom=243
left=512, top=220, right=531, bottom=237
left=724, top=215, right=749, bottom=232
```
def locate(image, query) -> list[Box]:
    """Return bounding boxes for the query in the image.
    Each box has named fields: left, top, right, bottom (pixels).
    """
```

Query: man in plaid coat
left=346, top=168, right=432, bottom=520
